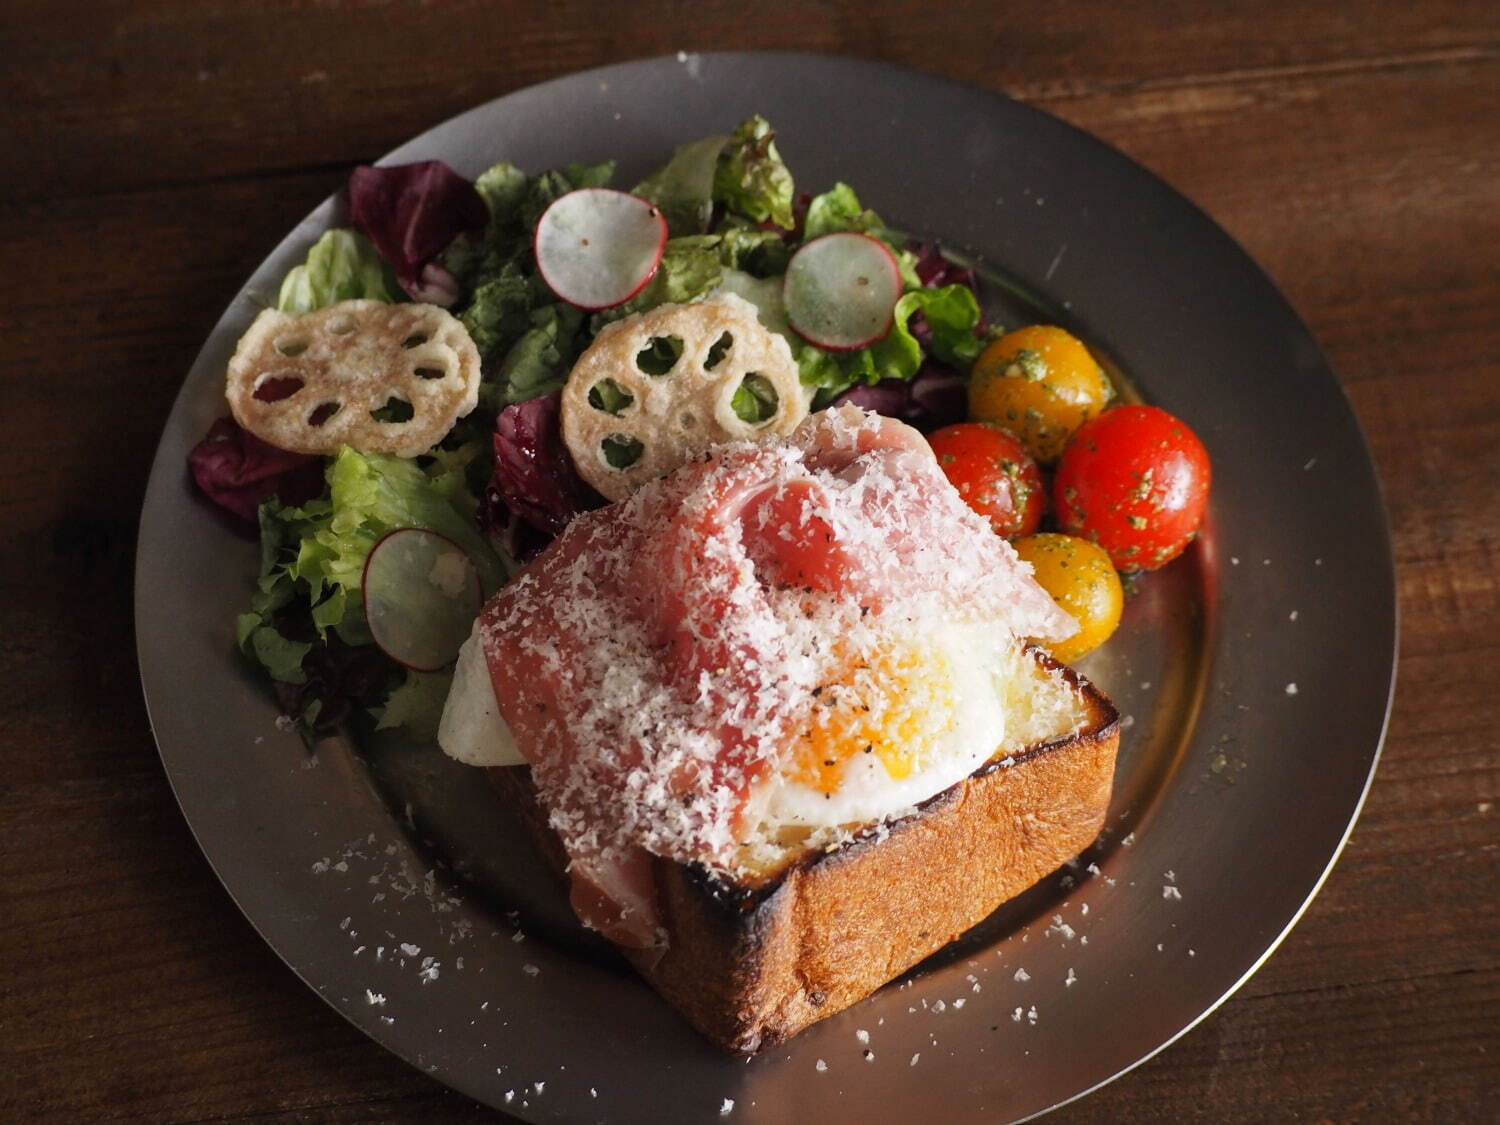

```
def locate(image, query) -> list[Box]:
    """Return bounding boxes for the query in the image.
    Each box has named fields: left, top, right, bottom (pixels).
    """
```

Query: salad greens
left=235, top=444, right=504, bottom=741
left=198, top=115, right=994, bottom=742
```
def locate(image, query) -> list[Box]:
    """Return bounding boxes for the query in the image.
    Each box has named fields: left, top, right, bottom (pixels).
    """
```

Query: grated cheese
left=478, top=406, right=1077, bottom=880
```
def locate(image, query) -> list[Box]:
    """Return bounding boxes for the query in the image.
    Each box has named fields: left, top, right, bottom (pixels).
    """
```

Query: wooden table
left=3, top=3, right=1496, bottom=1120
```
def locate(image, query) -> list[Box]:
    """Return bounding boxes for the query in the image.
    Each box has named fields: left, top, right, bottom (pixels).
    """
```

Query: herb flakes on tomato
left=1053, top=404, right=1210, bottom=571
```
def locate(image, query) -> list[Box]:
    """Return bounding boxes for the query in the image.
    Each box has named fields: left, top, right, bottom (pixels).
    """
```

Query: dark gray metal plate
left=136, top=52, right=1396, bottom=1124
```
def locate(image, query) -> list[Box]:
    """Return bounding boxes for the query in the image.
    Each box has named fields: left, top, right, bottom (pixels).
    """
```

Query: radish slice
left=783, top=232, right=903, bottom=351
left=362, top=528, right=482, bottom=672
left=534, top=188, right=669, bottom=310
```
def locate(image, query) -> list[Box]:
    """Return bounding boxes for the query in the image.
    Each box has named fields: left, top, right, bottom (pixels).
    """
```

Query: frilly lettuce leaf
left=446, top=160, right=614, bottom=297
left=276, top=229, right=397, bottom=314
left=474, top=162, right=529, bottom=220
left=714, top=115, right=796, bottom=229
left=904, top=283, right=986, bottom=368
left=445, top=160, right=614, bottom=406
left=239, top=445, right=504, bottom=674
left=803, top=182, right=884, bottom=242
left=714, top=220, right=793, bottom=276
left=458, top=262, right=534, bottom=361
left=519, top=161, right=616, bottom=229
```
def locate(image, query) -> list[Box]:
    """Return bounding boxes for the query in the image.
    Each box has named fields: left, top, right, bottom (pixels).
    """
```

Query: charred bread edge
left=485, top=649, right=1120, bottom=1052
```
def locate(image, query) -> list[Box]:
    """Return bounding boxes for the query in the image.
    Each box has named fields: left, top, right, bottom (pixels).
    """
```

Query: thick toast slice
left=488, top=649, right=1119, bottom=1053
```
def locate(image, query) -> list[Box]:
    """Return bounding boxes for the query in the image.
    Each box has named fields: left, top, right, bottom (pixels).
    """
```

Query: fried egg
left=750, top=621, right=1012, bottom=834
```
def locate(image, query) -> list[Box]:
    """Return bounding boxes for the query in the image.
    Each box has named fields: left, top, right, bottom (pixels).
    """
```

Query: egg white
left=438, top=625, right=524, bottom=768
left=753, top=622, right=1011, bottom=833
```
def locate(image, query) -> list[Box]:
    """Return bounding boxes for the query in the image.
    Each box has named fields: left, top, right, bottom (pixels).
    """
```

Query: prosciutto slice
left=479, top=405, right=1073, bottom=946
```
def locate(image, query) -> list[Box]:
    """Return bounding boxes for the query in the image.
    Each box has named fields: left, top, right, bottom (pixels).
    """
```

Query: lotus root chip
left=225, top=299, right=480, bottom=458
left=560, top=293, right=808, bottom=500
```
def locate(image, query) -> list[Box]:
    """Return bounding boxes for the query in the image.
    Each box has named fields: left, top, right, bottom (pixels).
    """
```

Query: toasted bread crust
left=488, top=656, right=1119, bottom=1053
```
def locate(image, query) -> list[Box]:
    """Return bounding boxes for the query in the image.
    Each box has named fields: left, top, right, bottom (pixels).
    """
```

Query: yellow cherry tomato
left=1012, top=533, right=1124, bottom=663
left=968, top=326, right=1113, bottom=464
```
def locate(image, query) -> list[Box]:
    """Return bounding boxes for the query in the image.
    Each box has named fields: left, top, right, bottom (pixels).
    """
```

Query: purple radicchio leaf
left=911, top=241, right=978, bottom=291
left=909, top=240, right=989, bottom=345
left=187, top=417, right=325, bottom=525
left=830, top=362, right=968, bottom=435
left=348, top=161, right=488, bottom=299
left=485, top=392, right=601, bottom=545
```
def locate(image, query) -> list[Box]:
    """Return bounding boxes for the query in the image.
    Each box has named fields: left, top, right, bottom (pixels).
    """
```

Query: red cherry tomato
left=1053, top=405, right=1210, bottom=570
left=927, top=423, right=1044, bottom=538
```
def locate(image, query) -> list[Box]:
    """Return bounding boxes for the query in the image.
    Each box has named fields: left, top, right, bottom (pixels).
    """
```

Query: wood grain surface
left=2, top=1, right=1497, bottom=1120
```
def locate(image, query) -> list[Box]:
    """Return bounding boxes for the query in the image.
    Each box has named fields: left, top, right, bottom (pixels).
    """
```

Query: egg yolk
left=791, top=645, right=957, bottom=795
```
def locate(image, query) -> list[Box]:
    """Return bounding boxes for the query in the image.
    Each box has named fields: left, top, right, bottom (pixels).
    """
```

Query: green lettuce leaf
left=633, top=132, right=729, bottom=236
left=588, top=377, right=634, bottom=414
left=474, top=162, right=529, bottom=221
left=446, top=160, right=614, bottom=298
left=459, top=263, right=533, bottom=361
left=276, top=229, right=397, bottom=313
left=633, top=119, right=797, bottom=235
left=375, top=669, right=454, bottom=744
left=492, top=303, right=586, bottom=406
left=235, top=445, right=503, bottom=738
left=714, top=221, right=793, bottom=276
left=803, top=182, right=884, bottom=242
left=907, top=283, right=986, bottom=368
left=731, top=373, right=779, bottom=423
left=447, top=160, right=618, bottom=408
left=519, top=161, right=616, bottom=229
left=713, top=268, right=792, bottom=337
left=241, top=614, right=311, bottom=683
left=564, top=161, right=616, bottom=190
left=713, top=116, right=795, bottom=229
left=594, top=235, right=724, bottom=326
